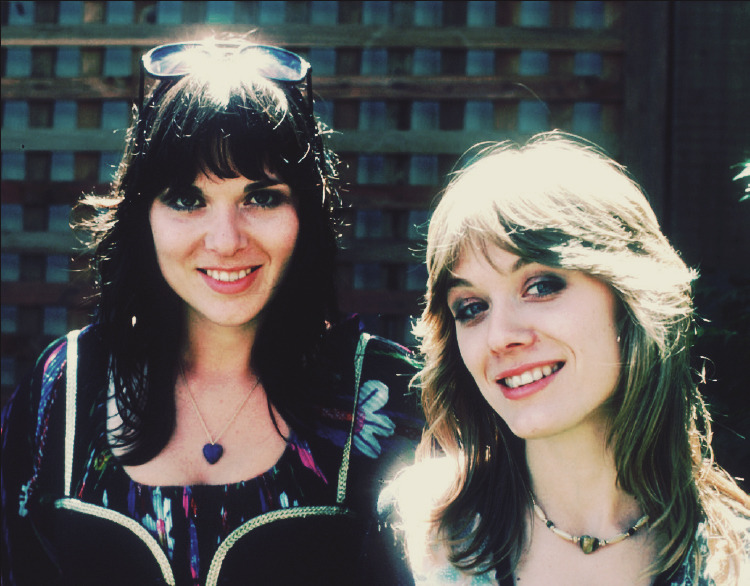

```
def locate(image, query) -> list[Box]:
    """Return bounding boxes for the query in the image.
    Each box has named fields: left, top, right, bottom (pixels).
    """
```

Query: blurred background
left=2, top=1, right=748, bottom=481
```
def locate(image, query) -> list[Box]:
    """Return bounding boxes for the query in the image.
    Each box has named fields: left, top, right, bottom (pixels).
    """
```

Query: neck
left=183, top=314, right=256, bottom=379
left=525, top=421, right=642, bottom=537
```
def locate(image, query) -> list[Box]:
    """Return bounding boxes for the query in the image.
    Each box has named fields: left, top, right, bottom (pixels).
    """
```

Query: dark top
left=2, top=320, right=422, bottom=585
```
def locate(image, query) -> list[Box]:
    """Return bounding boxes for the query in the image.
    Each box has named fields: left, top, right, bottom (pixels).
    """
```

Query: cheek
left=149, top=210, right=168, bottom=263
left=149, top=209, right=189, bottom=271
left=577, top=293, right=621, bottom=384
left=284, top=219, right=300, bottom=256
left=456, top=327, right=484, bottom=377
left=270, top=210, right=300, bottom=261
left=150, top=222, right=181, bottom=263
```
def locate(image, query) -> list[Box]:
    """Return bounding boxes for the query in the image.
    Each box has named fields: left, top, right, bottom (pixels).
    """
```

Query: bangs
left=426, top=138, right=649, bottom=293
left=140, top=74, right=316, bottom=195
left=425, top=135, right=696, bottom=361
left=427, top=190, right=571, bottom=299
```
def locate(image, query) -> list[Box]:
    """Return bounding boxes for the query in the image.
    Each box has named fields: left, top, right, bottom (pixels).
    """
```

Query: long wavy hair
left=77, top=46, right=340, bottom=464
left=415, top=132, right=748, bottom=581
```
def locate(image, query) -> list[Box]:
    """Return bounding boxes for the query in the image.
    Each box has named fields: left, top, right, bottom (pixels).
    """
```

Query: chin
left=196, top=312, right=259, bottom=329
left=502, top=415, right=562, bottom=441
left=505, top=425, right=545, bottom=441
left=222, top=317, right=259, bottom=328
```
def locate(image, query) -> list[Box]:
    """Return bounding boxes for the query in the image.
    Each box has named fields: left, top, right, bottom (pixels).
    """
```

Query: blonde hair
left=415, top=132, right=749, bottom=580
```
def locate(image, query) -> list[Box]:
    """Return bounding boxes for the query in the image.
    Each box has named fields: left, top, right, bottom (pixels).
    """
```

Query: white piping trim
left=205, top=505, right=352, bottom=586
left=206, top=333, right=369, bottom=583
left=336, top=332, right=370, bottom=505
left=64, top=330, right=81, bottom=498
left=55, top=498, right=176, bottom=585
left=58, top=329, right=367, bottom=585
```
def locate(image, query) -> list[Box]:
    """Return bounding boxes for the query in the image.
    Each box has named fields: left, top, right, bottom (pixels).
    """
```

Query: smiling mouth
left=500, top=362, right=563, bottom=389
left=199, top=267, right=260, bottom=283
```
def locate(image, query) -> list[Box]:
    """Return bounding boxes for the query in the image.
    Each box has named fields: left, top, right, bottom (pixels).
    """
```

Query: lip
left=198, top=265, right=261, bottom=294
left=495, top=360, right=563, bottom=401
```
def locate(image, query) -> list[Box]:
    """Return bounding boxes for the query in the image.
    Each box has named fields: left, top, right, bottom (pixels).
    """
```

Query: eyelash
left=248, top=190, right=283, bottom=208
left=453, top=300, right=488, bottom=324
left=525, top=274, right=566, bottom=297
left=161, top=190, right=284, bottom=212
left=451, top=273, right=566, bottom=324
left=162, top=193, right=203, bottom=211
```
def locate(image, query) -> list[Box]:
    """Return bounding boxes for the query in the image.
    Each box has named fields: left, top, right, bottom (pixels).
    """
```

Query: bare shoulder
left=379, top=458, right=498, bottom=584
left=379, top=457, right=458, bottom=524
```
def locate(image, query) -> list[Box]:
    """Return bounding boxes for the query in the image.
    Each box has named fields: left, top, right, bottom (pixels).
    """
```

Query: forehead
left=454, top=245, right=523, bottom=275
left=446, top=246, right=531, bottom=295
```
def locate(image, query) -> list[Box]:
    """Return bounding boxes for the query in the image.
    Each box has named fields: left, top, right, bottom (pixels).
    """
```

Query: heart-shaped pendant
left=202, top=443, right=223, bottom=464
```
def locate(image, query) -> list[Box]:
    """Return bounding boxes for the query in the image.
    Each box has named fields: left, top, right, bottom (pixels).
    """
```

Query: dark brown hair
left=78, top=54, right=340, bottom=464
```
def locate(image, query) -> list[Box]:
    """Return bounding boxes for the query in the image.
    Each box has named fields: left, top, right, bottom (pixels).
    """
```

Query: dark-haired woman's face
left=149, top=172, right=299, bottom=333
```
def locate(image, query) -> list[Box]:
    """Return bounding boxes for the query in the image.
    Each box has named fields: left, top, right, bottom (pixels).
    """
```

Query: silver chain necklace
left=180, top=365, right=260, bottom=464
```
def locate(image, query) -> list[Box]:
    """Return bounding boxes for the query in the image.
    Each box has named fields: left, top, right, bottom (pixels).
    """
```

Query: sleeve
left=312, top=323, right=424, bottom=481
left=355, top=334, right=423, bottom=458
left=1, top=337, right=68, bottom=585
left=353, top=334, right=424, bottom=584
left=308, top=320, right=425, bottom=583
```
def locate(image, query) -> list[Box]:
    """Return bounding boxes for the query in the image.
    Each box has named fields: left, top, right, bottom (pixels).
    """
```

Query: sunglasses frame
left=138, top=41, right=314, bottom=117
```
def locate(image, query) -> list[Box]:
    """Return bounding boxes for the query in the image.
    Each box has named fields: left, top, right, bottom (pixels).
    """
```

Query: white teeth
left=502, top=364, right=560, bottom=389
left=206, top=268, right=251, bottom=282
left=507, top=375, right=523, bottom=388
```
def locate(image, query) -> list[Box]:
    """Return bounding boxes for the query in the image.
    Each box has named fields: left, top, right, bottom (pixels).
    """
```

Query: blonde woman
left=381, top=132, right=749, bottom=585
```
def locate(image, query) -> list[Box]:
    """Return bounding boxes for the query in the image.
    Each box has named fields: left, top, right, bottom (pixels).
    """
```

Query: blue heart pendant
left=202, top=443, right=223, bottom=465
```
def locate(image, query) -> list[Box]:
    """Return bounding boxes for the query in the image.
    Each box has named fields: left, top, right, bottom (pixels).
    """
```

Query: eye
left=160, top=189, right=204, bottom=212
left=246, top=189, right=284, bottom=208
left=452, top=299, right=489, bottom=324
left=525, top=274, right=566, bottom=298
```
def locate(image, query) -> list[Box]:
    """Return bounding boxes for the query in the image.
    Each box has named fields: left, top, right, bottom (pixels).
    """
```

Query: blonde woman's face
left=446, top=245, right=621, bottom=441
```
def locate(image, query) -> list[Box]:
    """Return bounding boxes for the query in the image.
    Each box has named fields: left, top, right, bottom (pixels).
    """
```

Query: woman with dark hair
left=1, top=39, right=420, bottom=585
left=381, top=132, right=748, bottom=585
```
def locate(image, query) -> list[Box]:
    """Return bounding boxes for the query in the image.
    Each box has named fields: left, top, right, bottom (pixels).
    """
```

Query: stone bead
left=579, top=535, right=601, bottom=554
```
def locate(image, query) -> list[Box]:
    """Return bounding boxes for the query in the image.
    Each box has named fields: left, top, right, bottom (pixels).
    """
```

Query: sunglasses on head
left=138, top=40, right=313, bottom=116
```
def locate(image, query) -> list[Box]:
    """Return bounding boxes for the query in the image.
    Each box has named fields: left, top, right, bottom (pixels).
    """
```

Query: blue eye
left=453, top=300, right=488, bottom=324
left=525, top=274, right=565, bottom=298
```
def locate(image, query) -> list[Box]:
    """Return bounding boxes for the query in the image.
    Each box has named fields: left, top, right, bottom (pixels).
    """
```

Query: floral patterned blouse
left=2, top=321, right=422, bottom=586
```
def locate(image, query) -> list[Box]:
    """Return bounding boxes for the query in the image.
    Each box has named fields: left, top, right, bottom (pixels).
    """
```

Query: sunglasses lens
left=241, top=46, right=308, bottom=82
left=143, top=43, right=309, bottom=82
left=144, top=43, right=204, bottom=77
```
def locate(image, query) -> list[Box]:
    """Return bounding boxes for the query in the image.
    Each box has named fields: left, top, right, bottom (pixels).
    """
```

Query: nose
left=203, top=205, right=248, bottom=256
left=485, top=304, right=536, bottom=354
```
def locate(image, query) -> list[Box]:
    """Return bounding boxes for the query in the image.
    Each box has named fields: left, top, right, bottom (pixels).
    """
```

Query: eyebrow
left=161, top=184, right=201, bottom=198
left=244, top=178, right=284, bottom=192
left=446, top=256, right=531, bottom=292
